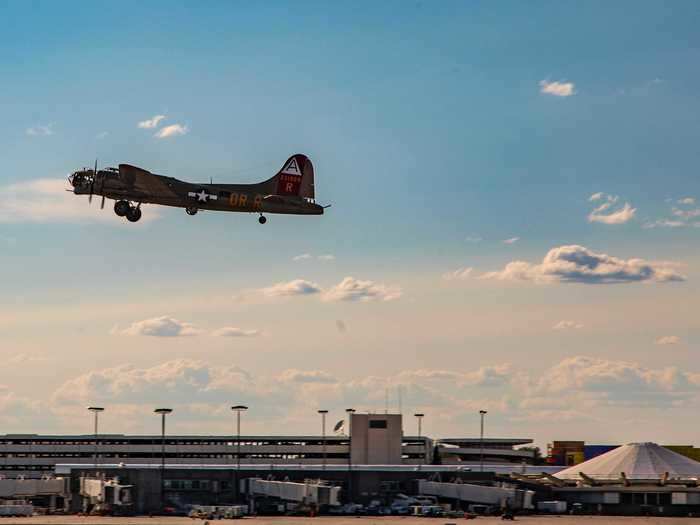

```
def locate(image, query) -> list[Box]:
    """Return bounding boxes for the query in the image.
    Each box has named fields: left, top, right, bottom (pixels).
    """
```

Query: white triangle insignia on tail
left=281, top=157, right=301, bottom=176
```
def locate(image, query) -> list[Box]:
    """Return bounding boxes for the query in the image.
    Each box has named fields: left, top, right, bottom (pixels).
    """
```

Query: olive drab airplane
left=68, top=154, right=326, bottom=224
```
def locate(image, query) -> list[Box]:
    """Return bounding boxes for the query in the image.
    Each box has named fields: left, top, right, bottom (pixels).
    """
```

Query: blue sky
left=1, top=1, right=700, bottom=447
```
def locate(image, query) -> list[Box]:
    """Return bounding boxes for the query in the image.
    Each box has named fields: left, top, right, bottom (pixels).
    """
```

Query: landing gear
left=126, top=206, right=142, bottom=223
left=114, top=200, right=130, bottom=217
left=258, top=215, right=267, bottom=224
left=186, top=207, right=198, bottom=216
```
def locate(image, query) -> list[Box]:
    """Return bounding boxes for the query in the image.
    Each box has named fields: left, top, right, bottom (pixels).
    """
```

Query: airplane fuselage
left=98, top=175, right=323, bottom=215
left=69, top=155, right=324, bottom=223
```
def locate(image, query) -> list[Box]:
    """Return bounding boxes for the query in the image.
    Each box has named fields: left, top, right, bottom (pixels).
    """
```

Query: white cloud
left=656, top=335, right=681, bottom=346
left=154, top=124, right=188, bottom=139
left=260, top=277, right=400, bottom=303
left=502, top=237, right=520, bottom=244
left=643, top=219, right=687, bottom=229
left=278, top=369, right=337, bottom=384
left=211, top=327, right=260, bottom=337
left=553, top=320, right=584, bottom=330
left=52, top=359, right=257, bottom=406
left=671, top=207, right=700, bottom=220
left=33, top=356, right=700, bottom=433
left=397, top=364, right=512, bottom=388
left=118, top=316, right=200, bottom=337
left=96, top=131, right=109, bottom=139
left=261, top=279, right=322, bottom=297
left=465, top=235, right=482, bottom=243
left=481, top=245, right=685, bottom=284
left=137, top=115, right=166, bottom=129
left=323, top=276, right=401, bottom=302
left=643, top=197, right=700, bottom=229
left=8, top=354, right=48, bottom=364
left=587, top=193, right=636, bottom=224
left=531, top=356, right=700, bottom=407
left=0, top=387, right=42, bottom=426
left=645, top=198, right=700, bottom=229
left=539, top=79, right=575, bottom=97
left=443, top=267, right=473, bottom=280
left=292, top=254, right=335, bottom=262
left=26, top=124, right=54, bottom=136
left=0, top=178, right=159, bottom=224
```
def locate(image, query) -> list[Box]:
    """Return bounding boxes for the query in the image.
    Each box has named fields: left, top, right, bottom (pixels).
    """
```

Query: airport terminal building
left=0, top=413, right=535, bottom=479
left=0, top=413, right=553, bottom=514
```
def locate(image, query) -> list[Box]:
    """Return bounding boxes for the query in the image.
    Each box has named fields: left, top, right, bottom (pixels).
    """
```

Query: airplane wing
left=119, top=164, right=179, bottom=199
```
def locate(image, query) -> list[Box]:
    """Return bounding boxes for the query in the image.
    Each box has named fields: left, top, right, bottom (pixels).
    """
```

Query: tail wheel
left=114, top=200, right=130, bottom=217
left=258, top=215, right=267, bottom=224
left=186, top=207, right=198, bottom=216
left=126, top=207, right=142, bottom=223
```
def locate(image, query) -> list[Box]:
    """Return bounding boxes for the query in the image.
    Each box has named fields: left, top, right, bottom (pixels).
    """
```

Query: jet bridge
left=247, top=479, right=341, bottom=506
left=0, top=476, right=68, bottom=512
left=418, top=480, right=534, bottom=510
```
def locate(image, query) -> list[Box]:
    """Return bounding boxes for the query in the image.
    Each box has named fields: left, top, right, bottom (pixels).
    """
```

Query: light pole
left=414, top=413, right=425, bottom=464
left=318, top=410, right=328, bottom=470
left=154, top=408, right=173, bottom=511
left=479, top=410, right=488, bottom=473
left=231, top=405, right=248, bottom=503
left=87, top=407, right=104, bottom=470
left=345, top=408, right=355, bottom=502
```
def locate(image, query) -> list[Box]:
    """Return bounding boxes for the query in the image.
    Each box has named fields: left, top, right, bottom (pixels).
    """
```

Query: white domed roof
left=555, top=442, right=700, bottom=481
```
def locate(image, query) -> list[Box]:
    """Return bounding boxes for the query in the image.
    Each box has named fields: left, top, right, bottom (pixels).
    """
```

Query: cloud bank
left=481, top=245, right=685, bottom=284
left=44, top=355, right=700, bottom=433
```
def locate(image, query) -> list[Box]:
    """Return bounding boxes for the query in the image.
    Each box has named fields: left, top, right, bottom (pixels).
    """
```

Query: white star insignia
left=188, top=190, right=218, bottom=203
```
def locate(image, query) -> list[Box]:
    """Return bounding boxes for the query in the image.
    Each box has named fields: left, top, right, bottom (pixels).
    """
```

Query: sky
left=1, top=1, right=700, bottom=449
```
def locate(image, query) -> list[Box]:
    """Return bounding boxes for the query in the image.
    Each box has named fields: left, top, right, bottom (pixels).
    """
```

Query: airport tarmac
left=1, top=517, right=699, bottom=525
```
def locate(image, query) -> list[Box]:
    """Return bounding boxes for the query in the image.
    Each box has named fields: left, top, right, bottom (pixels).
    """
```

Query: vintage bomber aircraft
left=68, top=154, right=325, bottom=224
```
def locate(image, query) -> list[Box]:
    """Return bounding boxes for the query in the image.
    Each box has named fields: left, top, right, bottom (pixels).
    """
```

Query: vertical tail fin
left=267, top=154, right=315, bottom=199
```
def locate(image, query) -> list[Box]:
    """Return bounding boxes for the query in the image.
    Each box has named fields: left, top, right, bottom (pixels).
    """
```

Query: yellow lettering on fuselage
left=228, top=193, right=264, bottom=210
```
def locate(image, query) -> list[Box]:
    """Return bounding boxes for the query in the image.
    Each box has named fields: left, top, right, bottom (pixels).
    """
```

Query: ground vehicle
left=412, top=505, right=445, bottom=517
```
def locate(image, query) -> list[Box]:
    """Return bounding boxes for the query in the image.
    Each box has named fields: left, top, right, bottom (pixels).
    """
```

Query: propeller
left=88, top=159, right=97, bottom=204
left=87, top=159, right=107, bottom=209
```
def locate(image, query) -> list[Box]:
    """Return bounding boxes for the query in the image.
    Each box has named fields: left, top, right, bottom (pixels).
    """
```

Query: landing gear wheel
left=126, top=207, right=142, bottom=223
left=258, top=215, right=267, bottom=224
left=114, top=200, right=130, bottom=217
left=186, top=207, right=198, bottom=216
